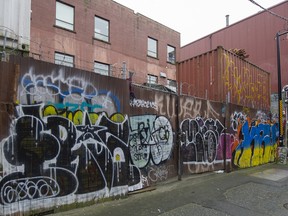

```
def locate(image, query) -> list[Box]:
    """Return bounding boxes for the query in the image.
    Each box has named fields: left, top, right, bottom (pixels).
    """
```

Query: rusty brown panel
left=130, top=84, right=179, bottom=129
left=178, top=47, right=270, bottom=110
left=129, top=85, right=179, bottom=179
left=129, top=86, right=159, bottom=116
left=180, top=2, right=288, bottom=94
left=178, top=49, right=224, bottom=102
left=220, top=48, right=270, bottom=110
left=0, top=61, right=19, bottom=140
left=0, top=61, right=18, bottom=102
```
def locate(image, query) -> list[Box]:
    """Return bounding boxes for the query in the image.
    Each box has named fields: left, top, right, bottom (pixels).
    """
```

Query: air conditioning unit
left=160, top=72, right=167, bottom=78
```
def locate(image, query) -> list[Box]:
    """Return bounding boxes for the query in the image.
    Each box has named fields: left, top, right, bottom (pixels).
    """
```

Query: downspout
left=176, top=62, right=182, bottom=180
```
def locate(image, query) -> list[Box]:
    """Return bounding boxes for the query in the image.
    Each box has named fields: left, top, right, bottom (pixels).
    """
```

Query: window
left=167, top=79, right=177, bottom=92
left=94, top=16, right=109, bottom=42
left=147, top=37, right=158, bottom=58
left=56, top=1, right=74, bottom=31
left=55, top=52, right=74, bottom=67
left=147, top=74, right=158, bottom=84
left=167, top=45, right=176, bottom=64
left=94, top=62, right=110, bottom=76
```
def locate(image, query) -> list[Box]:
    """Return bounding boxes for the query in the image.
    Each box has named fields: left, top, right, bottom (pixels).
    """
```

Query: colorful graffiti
left=0, top=64, right=280, bottom=215
left=0, top=70, right=145, bottom=215
left=180, top=111, right=279, bottom=172
left=0, top=104, right=142, bottom=208
left=231, top=112, right=278, bottom=168
left=19, top=69, right=120, bottom=115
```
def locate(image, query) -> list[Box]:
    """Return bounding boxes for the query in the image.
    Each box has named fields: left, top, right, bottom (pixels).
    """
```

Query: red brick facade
left=30, top=0, right=180, bottom=86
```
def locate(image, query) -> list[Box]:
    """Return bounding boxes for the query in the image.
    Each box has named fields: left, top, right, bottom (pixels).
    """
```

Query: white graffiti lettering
left=129, top=98, right=158, bottom=110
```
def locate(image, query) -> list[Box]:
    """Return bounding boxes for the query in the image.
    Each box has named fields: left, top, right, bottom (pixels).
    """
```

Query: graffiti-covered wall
left=129, top=86, right=178, bottom=185
left=0, top=58, right=140, bottom=215
left=0, top=57, right=277, bottom=215
left=178, top=96, right=278, bottom=174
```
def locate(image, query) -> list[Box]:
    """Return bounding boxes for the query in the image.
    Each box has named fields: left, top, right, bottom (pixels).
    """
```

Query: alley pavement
left=50, top=163, right=288, bottom=216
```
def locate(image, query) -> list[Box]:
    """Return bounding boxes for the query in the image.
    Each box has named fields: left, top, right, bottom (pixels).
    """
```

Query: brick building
left=0, top=0, right=180, bottom=90
left=29, top=0, right=180, bottom=90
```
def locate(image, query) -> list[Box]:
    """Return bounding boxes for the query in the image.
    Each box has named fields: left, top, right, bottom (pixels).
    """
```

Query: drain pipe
left=176, top=63, right=182, bottom=181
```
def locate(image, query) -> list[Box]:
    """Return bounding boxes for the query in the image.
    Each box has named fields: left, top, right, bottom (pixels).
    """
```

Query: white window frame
left=56, top=1, right=74, bottom=31
left=94, top=16, right=109, bottom=42
left=167, top=79, right=177, bottom=92
left=55, top=52, right=74, bottom=67
left=94, top=62, right=110, bottom=76
left=147, top=74, right=158, bottom=84
left=147, top=37, right=158, bottom=58
left=167, top=45, right=176, bottom=64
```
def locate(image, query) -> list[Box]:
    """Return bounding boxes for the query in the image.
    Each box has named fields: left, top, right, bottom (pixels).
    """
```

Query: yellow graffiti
left=233, top=144, right=277, bottom=168
left=73, top=110, right=83, bottom=125
left=222, top=52, right=269, bottom=108
left=43, top=105, right=58, bottom=116
left=110, top=113, right=125, bottom=123
left=115, top=154, right=121, bottom=162
left=89, top=113, right=99, bottom=124
left=279, top=100, right=283, bottom=136
left=42, top=105, right=126, bottom=125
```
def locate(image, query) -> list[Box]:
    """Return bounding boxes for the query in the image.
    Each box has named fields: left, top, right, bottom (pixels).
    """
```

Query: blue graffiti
left=21, top=76, right=121, bottom=112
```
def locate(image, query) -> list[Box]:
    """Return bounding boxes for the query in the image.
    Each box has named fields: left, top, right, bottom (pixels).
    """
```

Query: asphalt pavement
left=50, top=163, right=288, bottom=216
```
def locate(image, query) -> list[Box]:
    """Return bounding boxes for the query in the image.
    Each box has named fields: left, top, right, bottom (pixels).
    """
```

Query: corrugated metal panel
left=0, top=0, right=31, bottom=48
left=177, top=46, right=270, bottom=110
left=0, top=61, right=19, bottom=140
left=9, top=56, right=131, bottom=114
left=180, top=1, right=287, bottom=95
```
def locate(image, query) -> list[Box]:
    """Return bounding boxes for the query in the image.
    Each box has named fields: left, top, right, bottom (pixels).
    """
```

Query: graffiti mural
left=180, top=111, right=278, bottom=172
left=19, top=69, right=121, bottom=115
left=179, top=97, right=220, bottom=119
left=222, top=52, right=270, bottom=108
left=129, top=115, right=174, bottom=168
left=0, top=60, right=280, bottom=215
left=0, top=69, right=143, bottom=215
left=180, top=117, right=225, bottom=165
left=231, top=112, right=278, bottom=168
left=0, top=103, right=142, bottom=209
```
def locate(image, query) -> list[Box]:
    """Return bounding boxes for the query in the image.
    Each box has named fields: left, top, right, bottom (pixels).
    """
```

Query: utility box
left=277, top=147, right=287, bottom=165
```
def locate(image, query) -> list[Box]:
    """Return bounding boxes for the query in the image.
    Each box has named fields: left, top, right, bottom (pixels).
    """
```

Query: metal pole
left=284, top=104, right=288, bottom=146
left=223, top=116, right=226, bottom=172
left=176, top=83, right=182, bottom=180
left=175, top=63, right=182, bottom=181
left=284, top=85, right=288, bottom=146
left=276, top=32, right=284, bottom=146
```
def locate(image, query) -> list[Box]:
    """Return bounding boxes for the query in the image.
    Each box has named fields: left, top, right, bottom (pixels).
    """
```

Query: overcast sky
left=113, top=0, right=285, bottom=46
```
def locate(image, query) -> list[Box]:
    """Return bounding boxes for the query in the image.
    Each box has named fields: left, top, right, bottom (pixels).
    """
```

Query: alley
left=50, top=163, right=288, bottom=216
